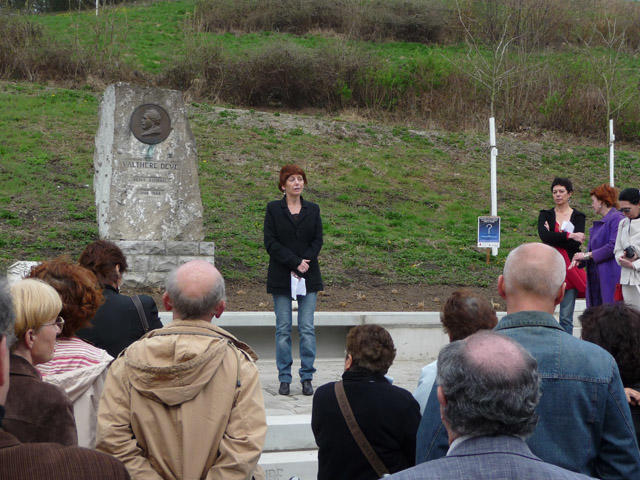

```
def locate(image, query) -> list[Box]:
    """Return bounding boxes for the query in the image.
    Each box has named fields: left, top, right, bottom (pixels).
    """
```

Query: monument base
left=115, top=240, right=215, bottom=288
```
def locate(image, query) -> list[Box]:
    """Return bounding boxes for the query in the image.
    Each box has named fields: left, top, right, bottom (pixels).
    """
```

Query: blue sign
left=478, top=216, right=500, bottom=248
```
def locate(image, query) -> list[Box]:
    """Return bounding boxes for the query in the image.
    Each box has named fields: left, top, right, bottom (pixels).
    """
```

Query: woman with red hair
left=28, top=259, right=112, bottom=448
left=571, top=184, right=624, bottom=307
left=264, top=164, right=323, bottom=396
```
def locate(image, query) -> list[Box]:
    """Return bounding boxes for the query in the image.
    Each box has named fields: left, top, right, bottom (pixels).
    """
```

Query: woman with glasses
left=4, top=279, right=77, bottom=446
left=28, top=259, right=112, bottom=448
left=614, top=188, right=640, bottom=308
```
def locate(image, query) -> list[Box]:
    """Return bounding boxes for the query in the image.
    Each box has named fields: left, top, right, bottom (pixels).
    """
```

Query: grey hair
left=165, top=267, right=226, bottom=320
left=436, top=332, right=541, bottom=438
left=503, top=243, right=565, bottom=299
left=0, top=279, right=16, bottom=349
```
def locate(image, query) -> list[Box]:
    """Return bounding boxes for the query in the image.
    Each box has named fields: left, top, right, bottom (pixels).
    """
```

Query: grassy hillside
left=7, top=0, right=635, bottom=140
left=3, top=80, right=640, bottom=288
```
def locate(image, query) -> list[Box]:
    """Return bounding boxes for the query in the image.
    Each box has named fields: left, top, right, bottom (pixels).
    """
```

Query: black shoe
left=302, top=380, right=313, bottom=396
left=279, top=382, right=290, bottom=396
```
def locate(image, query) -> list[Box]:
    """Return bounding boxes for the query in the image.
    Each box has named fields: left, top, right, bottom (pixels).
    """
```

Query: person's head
left=10, top=279, right=63, bottom=365
left=590, top=184, right=619, bottom=216
left=78, top=240, right=128, bottom=288
left=580, top=303, right=640, bottom=386
left=441, top=290, right=498, bottom=342
left=278, top=164, right=307, bottom=196
left=436, top=331, right=540, bottom=442
left=28, top=259, right=103, bottom=338
left=498, top=243, right=565, bottom=313
left=164, top=260, right=226, bottom=321
left=344, top=324, right=396, bottom=375
left=141, top=108, right=161, bottom=130
left=0, top=279, right=16, bottom=405
left=619, top=188, right=640, bottom=219
left=551, top=177, right=573, bottom=206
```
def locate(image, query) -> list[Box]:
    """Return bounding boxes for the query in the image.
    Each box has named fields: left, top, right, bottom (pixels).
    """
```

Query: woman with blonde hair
left=4, top=279, right=77, bottom=445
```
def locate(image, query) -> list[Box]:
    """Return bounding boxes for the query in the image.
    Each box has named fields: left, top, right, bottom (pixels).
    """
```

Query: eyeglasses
left=621, top=207, right=632, bottom=213
left=41, top=316, right=65, bottom=330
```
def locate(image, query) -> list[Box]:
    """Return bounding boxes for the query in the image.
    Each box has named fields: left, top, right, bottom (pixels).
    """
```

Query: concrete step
left=258, top=450, right=318, bottom=480
left=264, top=415, right=315, bottom=452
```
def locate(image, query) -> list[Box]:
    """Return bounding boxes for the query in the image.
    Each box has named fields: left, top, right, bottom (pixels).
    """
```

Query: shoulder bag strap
left=131, top=295, right=150, bottom=333
left=334, top=381, right=389, bottom=477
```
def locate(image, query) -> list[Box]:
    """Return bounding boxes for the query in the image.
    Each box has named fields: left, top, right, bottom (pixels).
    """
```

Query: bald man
left=96, top=261, right=267, bottom=480
left=417, top=243, right=640, bottom=479
left=391, top=331, right=595, bottom=479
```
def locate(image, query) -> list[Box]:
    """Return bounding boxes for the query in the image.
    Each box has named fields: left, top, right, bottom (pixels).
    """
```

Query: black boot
left=278, top=382, right=290, bottom=396
left=302, top=380, right=313, bottom=396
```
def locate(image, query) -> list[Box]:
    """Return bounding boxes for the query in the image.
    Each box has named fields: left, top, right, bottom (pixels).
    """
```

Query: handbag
left=130, top=295, right=151, bottom=332
left=334, top=381, right=389, bottom=478
left=614, top=283, right=624, bottom=302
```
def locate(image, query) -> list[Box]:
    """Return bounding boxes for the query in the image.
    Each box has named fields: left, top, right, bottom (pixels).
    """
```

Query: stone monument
left=94, top=83, right=214, bottom=287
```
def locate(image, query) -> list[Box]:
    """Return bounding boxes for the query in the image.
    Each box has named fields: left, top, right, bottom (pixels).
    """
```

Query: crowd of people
left=0, top=168, right=639, bottom=479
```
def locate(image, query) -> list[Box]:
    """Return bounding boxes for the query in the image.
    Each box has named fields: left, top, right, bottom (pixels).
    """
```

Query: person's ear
left=437, top=385, right=447, bottom=408
left=213, top=300, right=226, bottom=319
left=162, top=292, right=173, bottom=311
left=498, top=275, right=507, bottom=300
left=25, top=329, right=35, bottom=350
left=554, top=282, right=566, bottom=307
left=344, top=353, right=353, bottom=371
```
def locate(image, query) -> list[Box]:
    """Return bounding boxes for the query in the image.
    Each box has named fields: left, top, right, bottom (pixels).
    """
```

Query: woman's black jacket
left=537, top=208, right=586, bottom=261
left=311, top=368, right=421, bottom=480
left=77, top=286, right=162, bottom=358
left=264, top=196, right=323, bottom=295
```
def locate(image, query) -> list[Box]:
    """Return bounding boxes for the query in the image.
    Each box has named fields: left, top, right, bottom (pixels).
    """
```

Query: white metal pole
left=489, top=117, right=498, bottom=256
left=609, top=118, right=615, bottom=187
left=96, top=0, right=99, bottom=16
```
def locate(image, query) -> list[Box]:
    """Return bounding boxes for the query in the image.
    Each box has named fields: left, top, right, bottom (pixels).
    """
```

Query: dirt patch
left=131, top=280, right=505, bottom=313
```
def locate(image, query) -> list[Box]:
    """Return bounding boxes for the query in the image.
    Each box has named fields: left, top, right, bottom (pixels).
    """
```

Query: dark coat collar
left=279, top=195, right=308, bottom=224
left=9, top=354, right=40, bottom=380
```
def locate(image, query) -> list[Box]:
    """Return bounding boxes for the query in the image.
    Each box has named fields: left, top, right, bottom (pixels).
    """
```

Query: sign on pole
left=478, top=216, right=501, bottom=249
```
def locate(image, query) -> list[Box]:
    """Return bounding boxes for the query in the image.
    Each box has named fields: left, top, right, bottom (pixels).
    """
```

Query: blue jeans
left=273, top=293, right=317, bottom=383
left=559, top=288, right=577, bottom=335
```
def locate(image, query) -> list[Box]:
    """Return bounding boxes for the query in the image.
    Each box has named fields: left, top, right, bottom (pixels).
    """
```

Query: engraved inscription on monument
left=130, top=104, right=172, bottom=145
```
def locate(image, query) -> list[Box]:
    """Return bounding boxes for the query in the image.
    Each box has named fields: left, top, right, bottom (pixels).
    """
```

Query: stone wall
left=116, top=240, right=215, bottom=288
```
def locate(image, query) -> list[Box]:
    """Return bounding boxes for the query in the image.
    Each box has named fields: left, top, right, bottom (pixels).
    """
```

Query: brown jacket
left=4, top=354, right=77, bottom=445
left=0, top=428, right=130, bottom=479
left=97, top=320, right=267, bottom=480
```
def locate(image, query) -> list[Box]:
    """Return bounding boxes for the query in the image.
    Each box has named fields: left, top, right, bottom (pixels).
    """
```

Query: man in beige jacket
left=96, top=261, right=267, bottom=480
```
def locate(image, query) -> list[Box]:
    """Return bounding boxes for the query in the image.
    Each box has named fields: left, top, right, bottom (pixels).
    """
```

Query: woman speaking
left=264, top=164, right=323, bottom=396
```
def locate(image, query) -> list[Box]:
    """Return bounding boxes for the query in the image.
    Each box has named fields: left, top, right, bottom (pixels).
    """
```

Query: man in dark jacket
left=390, top=331, right=595, bottom=480
left=416, top=243, right=640, bottom=479
left=0, top=279, right=130, bottom=480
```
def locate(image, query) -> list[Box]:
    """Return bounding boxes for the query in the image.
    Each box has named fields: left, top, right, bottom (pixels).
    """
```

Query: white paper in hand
left=291, top=274, right=307, bottom=299
left=560, top=221, right=575, bottom=233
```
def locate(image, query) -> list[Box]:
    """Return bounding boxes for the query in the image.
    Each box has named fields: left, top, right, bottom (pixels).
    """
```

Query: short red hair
left=28, top=258, right=103, bottom=338
left=278, top=164, right=307, bottom=192
left=590, top=184, right=619, bottom=209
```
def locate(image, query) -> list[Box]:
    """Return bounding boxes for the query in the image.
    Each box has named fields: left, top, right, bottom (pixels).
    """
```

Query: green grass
left=3, top=80, right=640, bottom=287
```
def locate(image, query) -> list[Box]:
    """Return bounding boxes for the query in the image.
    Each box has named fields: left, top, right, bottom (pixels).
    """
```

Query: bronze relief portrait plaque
left=130, top=104, right=172, bottom=145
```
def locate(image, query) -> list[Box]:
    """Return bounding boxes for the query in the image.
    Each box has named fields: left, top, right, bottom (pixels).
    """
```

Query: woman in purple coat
left=571, top=184, right=624, bottom=306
